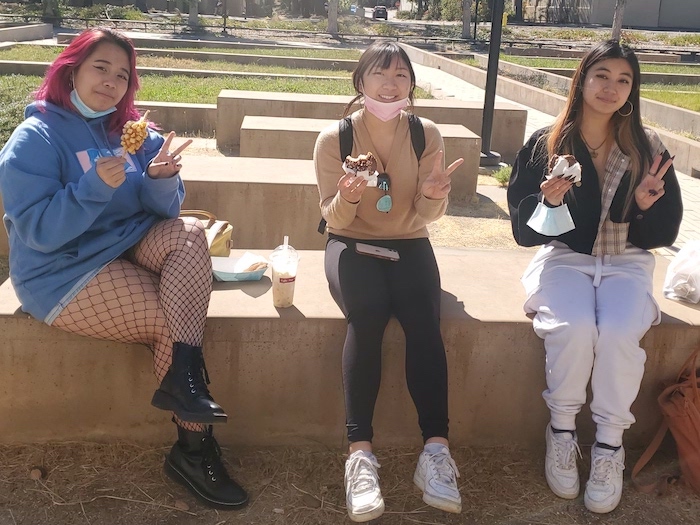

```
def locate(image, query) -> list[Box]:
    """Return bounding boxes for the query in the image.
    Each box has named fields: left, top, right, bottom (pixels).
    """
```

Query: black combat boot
left=165, top=425, right=248, bottom=510
left=151, top=342, right=227, bottom=424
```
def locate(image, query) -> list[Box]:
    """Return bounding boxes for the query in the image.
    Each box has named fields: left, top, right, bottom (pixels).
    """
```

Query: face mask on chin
left=362, top=94, right=409, bottom=122
left=70, top=89, right=117, bottom=119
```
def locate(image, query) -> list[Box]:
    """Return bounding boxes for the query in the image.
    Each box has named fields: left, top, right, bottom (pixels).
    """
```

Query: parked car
left=372, top=5, right=388, bottom=20
left=350, top=4, right=357, bottom=13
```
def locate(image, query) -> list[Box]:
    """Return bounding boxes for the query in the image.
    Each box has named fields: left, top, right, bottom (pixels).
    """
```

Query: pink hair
left=34, top=28, right=141, bottom=133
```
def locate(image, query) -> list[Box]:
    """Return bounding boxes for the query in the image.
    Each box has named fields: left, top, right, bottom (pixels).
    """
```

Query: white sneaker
left=544, top=424, right=582, bottom=499
left=413, top=443, right=462, bottom=513
left=584, top=444, right=625, bottom=514
left=344, top=450, right=385, bottom=522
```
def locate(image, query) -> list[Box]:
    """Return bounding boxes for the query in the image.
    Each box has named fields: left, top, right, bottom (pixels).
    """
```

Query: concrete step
left=239, top=115, right=481, bottom=202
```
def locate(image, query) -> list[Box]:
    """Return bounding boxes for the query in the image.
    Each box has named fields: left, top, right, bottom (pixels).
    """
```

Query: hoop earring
left=618, top=100, right=633, bottom=117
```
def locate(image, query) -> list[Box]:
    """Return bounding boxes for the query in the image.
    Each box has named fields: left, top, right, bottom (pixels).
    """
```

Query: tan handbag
left=632, top=348, right=700, bottom=496
left=180, top=209, right=233, bottom=257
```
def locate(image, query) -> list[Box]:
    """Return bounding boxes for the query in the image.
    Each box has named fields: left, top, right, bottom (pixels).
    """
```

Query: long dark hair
left=546, top=40, right=651, bottom=213
left=343, top=41, right=416, bottom=117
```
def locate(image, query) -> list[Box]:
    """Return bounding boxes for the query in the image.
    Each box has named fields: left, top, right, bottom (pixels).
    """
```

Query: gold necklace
left=580, top=132, right=609, bottom=159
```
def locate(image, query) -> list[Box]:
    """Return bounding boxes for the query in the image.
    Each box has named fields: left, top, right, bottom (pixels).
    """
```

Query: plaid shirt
left=592, top=130, right=664, bottom=256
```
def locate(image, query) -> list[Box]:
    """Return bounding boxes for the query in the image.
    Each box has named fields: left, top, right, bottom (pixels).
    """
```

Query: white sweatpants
left=522, top=242, right=660, bottom=447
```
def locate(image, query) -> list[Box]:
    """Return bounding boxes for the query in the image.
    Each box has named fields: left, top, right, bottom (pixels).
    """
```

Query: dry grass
left=2, top=441, right=699, bottom=525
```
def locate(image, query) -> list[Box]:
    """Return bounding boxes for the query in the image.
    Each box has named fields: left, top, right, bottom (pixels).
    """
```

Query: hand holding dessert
left=337, top=152, right=375, bottom=203
left=541, top=154, right=582, bottom=206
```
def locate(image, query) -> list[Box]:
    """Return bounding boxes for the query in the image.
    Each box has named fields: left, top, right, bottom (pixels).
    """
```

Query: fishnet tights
left=52, top=218, right=213, bottom=432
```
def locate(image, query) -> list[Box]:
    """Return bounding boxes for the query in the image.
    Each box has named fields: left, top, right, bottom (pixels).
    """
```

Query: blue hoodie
left=0, top=101, right=184, bottom=323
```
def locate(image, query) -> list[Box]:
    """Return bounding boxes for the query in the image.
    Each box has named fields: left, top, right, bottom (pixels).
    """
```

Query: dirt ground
left=2, top=439, right=700, bottom=525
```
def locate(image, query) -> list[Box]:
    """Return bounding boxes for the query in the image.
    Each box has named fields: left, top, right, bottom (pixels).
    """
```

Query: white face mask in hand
left=526, top=201, right=576, bottom=236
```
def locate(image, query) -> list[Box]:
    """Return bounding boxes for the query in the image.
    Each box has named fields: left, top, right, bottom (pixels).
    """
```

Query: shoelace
left=346, top=454, right=381, bottom=496
left=589, top=452, right=625, bottom=486
left=554, top=435, right=582, bottom=470
left=185, top=349, right=212, bottom=396
left=426, top=451, right=460, bottom=485
left=201, top=430, right=230, bottom=483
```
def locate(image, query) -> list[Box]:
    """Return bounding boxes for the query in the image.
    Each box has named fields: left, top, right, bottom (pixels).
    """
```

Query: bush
left=440, top=0, right=461, bottom=22
left=491, top=165, right=512, bottom=187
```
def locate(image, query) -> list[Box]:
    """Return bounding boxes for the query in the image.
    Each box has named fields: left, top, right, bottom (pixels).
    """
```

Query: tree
left=514, top=0, right=522, bottom=21
left=462, top=0, right=472, bottom=39
left=328, top=0, right=338, bottom=34
left=41, top=0, right=59, bottom=20
left=189, top=0, right=199, bottom=26
left=611, top=0, right=627, bottom=41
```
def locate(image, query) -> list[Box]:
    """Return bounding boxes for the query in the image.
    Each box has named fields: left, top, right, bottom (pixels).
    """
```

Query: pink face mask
left=363, top=94, right=409, bottom=122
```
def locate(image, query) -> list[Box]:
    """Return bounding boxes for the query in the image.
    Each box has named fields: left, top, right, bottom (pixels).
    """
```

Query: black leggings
left=325, top=234, right=449, bottom=444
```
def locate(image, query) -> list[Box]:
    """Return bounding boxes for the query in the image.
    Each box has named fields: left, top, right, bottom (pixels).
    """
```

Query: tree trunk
left=462, top=0, right=472, bottom=39
left=189, top=0, right=199, bottom=26
left=514, top=0, right=522, bottom=21
left=611, top=0, right=627, bottom=41
left=328, top=0, right=339, bottom=33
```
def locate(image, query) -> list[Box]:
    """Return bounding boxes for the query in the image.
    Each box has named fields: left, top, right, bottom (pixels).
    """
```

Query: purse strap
left=180, top=209, right=217, bottom=228
left=632, top=347, right=700, bottom=494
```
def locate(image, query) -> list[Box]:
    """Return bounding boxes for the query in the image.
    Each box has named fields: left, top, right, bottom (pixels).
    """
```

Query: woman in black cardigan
left=507, top=40, right=682, bottom=514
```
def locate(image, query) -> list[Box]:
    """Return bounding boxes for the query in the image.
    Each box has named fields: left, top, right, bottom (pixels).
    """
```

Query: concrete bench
left=216, top=90, right=526, bottom=163
left=1, top=248, right=698, bottom=448
left=239, top=115, right=481, bottom=203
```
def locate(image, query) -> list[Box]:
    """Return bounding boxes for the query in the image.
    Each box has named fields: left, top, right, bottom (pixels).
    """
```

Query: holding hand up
left=421, top=150, right=464, bottom=200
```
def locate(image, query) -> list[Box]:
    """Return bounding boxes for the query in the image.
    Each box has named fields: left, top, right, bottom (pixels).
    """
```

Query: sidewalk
left=413, top=63, right=700, bottom=258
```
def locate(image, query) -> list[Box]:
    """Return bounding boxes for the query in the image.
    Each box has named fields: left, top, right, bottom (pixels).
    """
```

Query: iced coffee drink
left=270, top=239, right=299, bottom=308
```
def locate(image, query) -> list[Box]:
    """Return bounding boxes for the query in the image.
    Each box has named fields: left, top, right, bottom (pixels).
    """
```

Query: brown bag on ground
left=632, top=348, right=700, bottom=495
left=180, top=210, right=233, bottom=257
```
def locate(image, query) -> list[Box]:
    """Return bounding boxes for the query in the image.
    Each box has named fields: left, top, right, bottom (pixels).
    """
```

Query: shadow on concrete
left=446, top=190, right=509, bottom=220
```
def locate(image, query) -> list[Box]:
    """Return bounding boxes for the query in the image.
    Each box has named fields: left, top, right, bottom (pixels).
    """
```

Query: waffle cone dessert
left=121, top=110, right=150, bottom=157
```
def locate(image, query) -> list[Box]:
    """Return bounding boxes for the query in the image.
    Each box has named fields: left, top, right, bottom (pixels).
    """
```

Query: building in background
left=522, top=0, right=699, bottom=30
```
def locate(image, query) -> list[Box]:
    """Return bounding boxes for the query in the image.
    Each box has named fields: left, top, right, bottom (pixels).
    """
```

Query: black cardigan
left=507, top=128, right=683, bottom=255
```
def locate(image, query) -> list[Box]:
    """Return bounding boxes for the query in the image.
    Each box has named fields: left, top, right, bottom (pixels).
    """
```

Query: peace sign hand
left=147, top=131, right=193, bottom=179
left=635, top=153, right=674, bottom=211
left=421, top=151, right=464, bottom=200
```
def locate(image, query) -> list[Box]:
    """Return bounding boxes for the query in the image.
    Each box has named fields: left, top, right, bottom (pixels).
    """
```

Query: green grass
left=496, top=55, right=700, bottom=74
left=641, top=84, right=700, bottom=112
left=136, top=74, right=356, bottom=102
left=0, top=46, right=354, bottom=78
left=0, top=74, right=432, bottom=145
left=136, top=56, right=350, bottom=77
left=3, top=45, right=362, bottom=61
left=0, top=75, right=41, bottom=146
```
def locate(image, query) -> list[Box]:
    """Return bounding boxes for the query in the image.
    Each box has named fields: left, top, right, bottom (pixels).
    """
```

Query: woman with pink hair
left=0, top=28, right=247, bottom=510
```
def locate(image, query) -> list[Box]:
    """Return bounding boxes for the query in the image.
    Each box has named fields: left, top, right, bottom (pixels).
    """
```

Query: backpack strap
left=408, top=113, right=425, bottom=160
left=339, top=116, right=354, bottom=161
left=317, top=117, right=354, bottom=234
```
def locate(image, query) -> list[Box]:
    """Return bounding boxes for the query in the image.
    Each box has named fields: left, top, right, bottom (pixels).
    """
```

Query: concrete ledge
left=135, top=48, right=357, bottom=71
left=502, top=47, right=681, bottom=63
left=0, top=23, right=52, bottom=42
left=2, top=248, right=700, bottom=448
left=135, top=100, right=217, bottom=136
left=217, top=90, right=526, bottom=163
left=239, top=115, right=481, bottom=202
left=179, top=156, right=325, bottom=250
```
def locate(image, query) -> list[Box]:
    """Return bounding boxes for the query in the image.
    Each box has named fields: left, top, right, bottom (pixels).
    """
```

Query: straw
left=283, top=236, right=289, bottom=250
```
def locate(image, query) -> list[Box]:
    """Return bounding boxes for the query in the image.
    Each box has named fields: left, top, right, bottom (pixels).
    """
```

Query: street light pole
left=479, top=0, right=505, bottom=166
